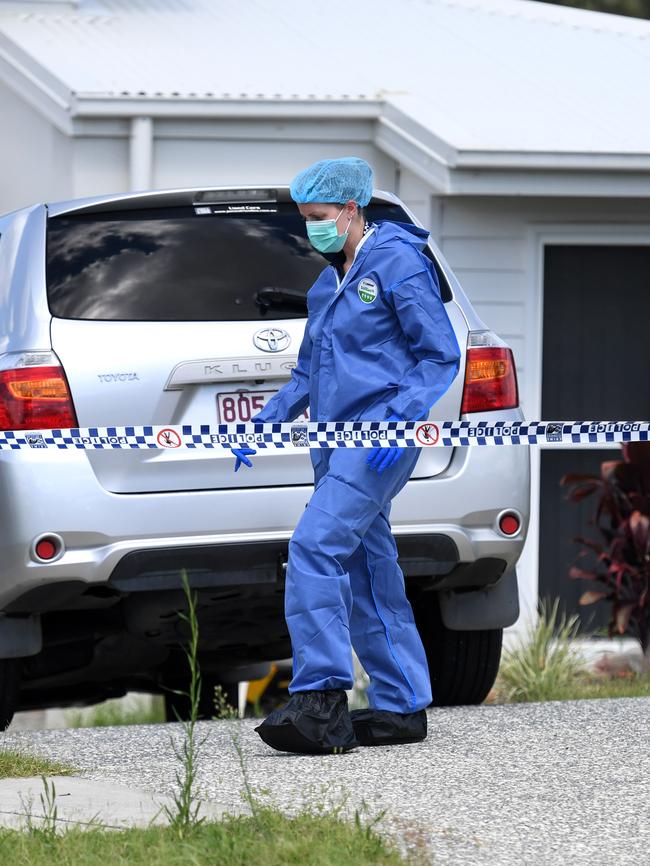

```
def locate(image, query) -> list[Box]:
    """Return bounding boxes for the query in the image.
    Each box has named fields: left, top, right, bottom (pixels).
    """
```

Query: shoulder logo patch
left=357, top=278, right=378, bottom=304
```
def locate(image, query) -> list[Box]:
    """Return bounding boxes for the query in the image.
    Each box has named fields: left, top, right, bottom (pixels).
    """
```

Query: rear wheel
left=0, top=659, right=21, bottom=731
left=410, top=591, right=502, bottom=706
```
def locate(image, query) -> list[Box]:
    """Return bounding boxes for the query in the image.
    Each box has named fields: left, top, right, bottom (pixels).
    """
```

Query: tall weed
left=162, top=569, right=208, bottom=838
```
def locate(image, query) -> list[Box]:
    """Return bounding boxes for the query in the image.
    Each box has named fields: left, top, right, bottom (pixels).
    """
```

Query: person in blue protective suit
left=232, top=156, right=462, bottom=754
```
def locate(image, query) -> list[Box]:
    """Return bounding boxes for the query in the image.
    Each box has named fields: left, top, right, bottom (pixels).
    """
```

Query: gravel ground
left=2, top=698, right=649, bottom=865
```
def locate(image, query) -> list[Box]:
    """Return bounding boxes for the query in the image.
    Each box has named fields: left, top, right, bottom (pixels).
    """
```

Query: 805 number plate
left=217, top=390, right=271, bottom=423
left=216, top=390, right=309, bottom=423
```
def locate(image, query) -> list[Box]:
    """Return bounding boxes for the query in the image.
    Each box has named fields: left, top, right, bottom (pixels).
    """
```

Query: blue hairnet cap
left=290, top=157, right=374, bottom=207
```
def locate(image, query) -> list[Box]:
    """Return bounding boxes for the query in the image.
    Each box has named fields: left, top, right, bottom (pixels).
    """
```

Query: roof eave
left=448, top=166, right=650, bottom=197
left=374, top=107, right=650, bottom=197
left=72, top=94, right=383, bottom=119
left=456, top=150, right=650, bottom=172
left=0, top=31, right=72, bottom=133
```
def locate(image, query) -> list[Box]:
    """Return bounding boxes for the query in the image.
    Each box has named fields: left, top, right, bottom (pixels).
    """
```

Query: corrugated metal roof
left=0, top=0, right=380, bottom=100
left=0, top=0, right=649, bottom=155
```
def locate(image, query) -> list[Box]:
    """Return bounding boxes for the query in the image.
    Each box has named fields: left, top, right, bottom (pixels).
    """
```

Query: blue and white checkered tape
left=0, top=421, right=647, bottom=450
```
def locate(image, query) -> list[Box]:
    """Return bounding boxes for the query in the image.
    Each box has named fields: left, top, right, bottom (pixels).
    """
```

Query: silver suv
left=0, top=186, right=530, bottom=728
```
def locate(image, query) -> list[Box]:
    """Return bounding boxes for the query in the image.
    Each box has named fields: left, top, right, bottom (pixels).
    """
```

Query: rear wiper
left=255, top=286, right=307, bottom=314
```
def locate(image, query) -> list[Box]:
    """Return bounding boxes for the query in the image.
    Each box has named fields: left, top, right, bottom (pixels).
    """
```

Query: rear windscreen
left=46, top=202, right=451, bottom=321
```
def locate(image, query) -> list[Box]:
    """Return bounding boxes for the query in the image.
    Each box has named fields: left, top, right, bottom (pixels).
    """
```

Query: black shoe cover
left=349, top=707, right=427, bottom=746
left=255, top=688, right=359, bottom=754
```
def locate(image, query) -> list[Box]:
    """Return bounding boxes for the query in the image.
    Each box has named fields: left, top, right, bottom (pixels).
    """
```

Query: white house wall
left=40, top=117, right=399, bottom=204
left=0, top=78, right=71, bottom=213
left=395, top=166, right=432, bottom=228
left=153, top=137, right=394, bottom=191
left=0, top=114, right=401, bottom=212
left=71, top=135, right=130, bottom=199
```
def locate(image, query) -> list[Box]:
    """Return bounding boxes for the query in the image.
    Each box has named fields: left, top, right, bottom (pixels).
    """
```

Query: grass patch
left=66, top=696, right=166, bottom=729
left=0, top=806, right=420, bottom=866
left=490, top=669, right=650, bottom=703
left=0, top=749, right=75, bottom=779
left=495, top=670, right=650, bottom=703
left=495, top=597, right=584, bottom=703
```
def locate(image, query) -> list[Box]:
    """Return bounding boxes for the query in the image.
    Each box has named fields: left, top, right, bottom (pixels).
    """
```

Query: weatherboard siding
left=434, top=195, right=650, bottom=421
left=0, top=78, right=72, bottom=212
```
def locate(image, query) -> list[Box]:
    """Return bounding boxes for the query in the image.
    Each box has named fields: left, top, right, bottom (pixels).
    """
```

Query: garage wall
left=0, top=79, right=72, bottom=213
left=395, top=166, right=433, bottom=229
left=153, top=118, right=397, bottom=191
left=72, top=133, right=130, bottom=198
left=439, top=195, right=650, bottom=630
left=66, top=116, right=398, bottom=203
left=437, top=195, right=650, bottom=421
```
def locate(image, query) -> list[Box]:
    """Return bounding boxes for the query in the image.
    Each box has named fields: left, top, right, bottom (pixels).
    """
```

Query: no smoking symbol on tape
left=415, top=423, right=439, bottom=446
left=157, top=428, right=181, bottom=448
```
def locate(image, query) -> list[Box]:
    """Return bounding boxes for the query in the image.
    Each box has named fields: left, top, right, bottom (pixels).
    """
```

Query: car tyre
left=410, top=590, right=502, bottom=706
left=0, top=659, right=21, bottom=731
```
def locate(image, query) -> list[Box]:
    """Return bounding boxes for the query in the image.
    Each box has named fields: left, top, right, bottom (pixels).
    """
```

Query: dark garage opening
left=539, top=244, right=649, bottom=632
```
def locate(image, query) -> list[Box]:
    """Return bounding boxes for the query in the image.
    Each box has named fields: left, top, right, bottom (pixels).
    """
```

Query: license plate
left=216, top=390, right=309, bottom=423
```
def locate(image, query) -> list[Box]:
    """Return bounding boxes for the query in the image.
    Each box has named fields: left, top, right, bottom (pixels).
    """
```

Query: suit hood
left=373, top=219, right=430, bottom=251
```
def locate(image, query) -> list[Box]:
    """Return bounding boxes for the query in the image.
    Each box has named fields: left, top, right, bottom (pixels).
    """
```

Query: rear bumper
left=4, top=536, right=510, bottom=616
left=0, top=430, right=530, bottom=614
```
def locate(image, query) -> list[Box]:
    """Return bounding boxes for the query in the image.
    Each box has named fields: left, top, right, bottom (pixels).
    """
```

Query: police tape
left=0, top=420, right=648, bottom=451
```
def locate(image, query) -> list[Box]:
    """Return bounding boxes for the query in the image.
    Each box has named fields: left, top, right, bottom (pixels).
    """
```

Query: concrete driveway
left=1, top=697, right=648, bottom=864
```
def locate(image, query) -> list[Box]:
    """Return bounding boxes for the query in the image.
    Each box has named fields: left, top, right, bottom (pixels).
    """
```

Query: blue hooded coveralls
left=254, top=220, right=462, bottom=713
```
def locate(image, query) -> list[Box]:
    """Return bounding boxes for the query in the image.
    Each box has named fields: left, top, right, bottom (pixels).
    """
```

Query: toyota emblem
left=253, top=328, right=291, bottom=353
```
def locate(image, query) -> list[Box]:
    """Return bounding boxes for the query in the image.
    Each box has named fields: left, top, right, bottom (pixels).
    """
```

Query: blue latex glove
left=230, top=411, right=266, bottom=471
left=366, top=412, right=405, bottom=474
left=232, top=446, right=256, bottom=472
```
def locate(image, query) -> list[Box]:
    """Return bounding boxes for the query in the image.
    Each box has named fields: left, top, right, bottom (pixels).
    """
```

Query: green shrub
left=496, top=597, right=585, bottom=702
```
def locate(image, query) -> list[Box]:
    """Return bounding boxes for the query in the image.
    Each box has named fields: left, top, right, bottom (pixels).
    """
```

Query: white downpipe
left=129, top=116, right=153, bottom=191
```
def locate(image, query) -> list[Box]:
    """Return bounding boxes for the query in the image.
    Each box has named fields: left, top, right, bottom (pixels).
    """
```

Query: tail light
left=0, top=351, right=78, bottom=430
left=461, top=331, right=519, bottom=414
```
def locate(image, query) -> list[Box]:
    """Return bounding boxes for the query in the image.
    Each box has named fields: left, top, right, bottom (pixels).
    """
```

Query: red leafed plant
left=560, top=441, right=650, bottom=658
